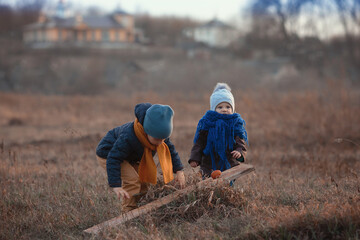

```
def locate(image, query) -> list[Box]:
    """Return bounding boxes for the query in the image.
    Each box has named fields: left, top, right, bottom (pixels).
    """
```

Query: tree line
left=246, top=0, right=360, bottom=76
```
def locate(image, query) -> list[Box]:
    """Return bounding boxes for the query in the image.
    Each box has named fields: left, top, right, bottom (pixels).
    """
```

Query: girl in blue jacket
left=188, top=83, right=248, bottom=178
left=96, top=103, right=185, bottom=212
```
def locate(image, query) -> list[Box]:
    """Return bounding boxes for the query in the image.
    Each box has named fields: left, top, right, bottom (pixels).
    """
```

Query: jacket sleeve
left=164, top=138, right=184, bottom=173
left=234, top=136, right=247, bottom=161
left=96, top=129, right=117, bottom=159
left=106, top=136, right=131, bottom=188
left=188, top=130, right=207, bottom=165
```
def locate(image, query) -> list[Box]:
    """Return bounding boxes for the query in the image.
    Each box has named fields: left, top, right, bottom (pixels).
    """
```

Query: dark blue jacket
left=96, top=103, right=183, bottom=187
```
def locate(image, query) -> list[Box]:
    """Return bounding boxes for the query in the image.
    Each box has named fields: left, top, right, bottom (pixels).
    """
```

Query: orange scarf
left=133, top=118, right=174, bottom=184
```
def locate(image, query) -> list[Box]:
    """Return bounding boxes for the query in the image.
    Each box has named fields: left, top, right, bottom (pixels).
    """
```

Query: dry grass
left=1, top=84, right=360, bottom=239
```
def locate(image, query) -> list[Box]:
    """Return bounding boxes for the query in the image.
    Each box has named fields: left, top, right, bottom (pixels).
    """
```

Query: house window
left=33, top=31, right=37, bottom=42
left=102, top=30, right=109, bottom=42
left=40, top=31, right=45, bottom=41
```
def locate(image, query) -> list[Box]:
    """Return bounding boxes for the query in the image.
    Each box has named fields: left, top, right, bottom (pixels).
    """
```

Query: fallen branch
left=84, top=163, right=255, bottom=234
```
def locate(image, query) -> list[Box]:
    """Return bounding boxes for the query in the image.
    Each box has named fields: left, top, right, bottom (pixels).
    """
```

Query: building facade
left=183, top=19, right=239, bottom=48
left=23, top=9, right=136, bottom=48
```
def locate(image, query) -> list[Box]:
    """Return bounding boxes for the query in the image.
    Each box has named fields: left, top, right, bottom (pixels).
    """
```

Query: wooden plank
left=221, top=163, right=255, bottom=181
left=84, top=163, right=254, bottom=235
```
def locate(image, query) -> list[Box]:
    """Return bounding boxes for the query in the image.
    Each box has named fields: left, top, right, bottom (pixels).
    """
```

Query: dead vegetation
left=143, top=181, right=247, bottom=224
left=0, top=84, right=360, bottom=239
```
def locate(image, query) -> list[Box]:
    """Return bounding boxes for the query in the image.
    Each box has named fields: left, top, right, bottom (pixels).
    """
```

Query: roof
left=113, top=9, right=130, bottom=15
left=24, top=14, right=129, bottom=30
left=199, top=19, right=234, bottom=29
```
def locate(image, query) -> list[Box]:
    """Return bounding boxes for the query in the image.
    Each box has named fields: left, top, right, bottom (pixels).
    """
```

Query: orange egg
left=211, top=170, right=222, bottom=179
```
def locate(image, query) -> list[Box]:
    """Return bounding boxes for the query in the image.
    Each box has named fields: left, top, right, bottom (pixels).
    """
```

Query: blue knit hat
left=143, top=104, right=174, bottom=139
left=210, top=83, right=235, bottom=112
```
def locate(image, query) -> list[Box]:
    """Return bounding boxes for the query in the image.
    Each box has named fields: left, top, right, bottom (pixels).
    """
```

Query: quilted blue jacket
left=96, top=103, right=183, bottom=187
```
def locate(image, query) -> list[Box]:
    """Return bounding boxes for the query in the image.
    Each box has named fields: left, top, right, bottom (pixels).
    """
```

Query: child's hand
left=175, top=170, right=185, bottom=189
left=189, top=161, right=199, bottom=168
left=231, top=150, right=242, bottom=159
left=113, top=187, right=130, bottom=200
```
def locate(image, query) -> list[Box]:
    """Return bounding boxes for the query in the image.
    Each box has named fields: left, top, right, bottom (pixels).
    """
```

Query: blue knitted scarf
left=194, top=111, right=248, bottom=171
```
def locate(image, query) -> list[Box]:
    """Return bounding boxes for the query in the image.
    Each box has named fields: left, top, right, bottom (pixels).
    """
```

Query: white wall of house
left=185, top=26, right=239, bottom=48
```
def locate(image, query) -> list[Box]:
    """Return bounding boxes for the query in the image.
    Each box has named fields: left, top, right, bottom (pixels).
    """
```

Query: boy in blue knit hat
left=188, top=83, right=248, bottom=178
left=96, top=103, right=185, bottom=212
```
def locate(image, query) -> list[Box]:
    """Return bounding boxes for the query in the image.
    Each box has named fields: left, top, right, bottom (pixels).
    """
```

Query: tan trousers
left=97, top=156, right=148, bottom=212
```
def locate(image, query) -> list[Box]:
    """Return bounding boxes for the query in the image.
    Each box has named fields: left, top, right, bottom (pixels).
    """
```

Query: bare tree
left=333, top=0, right=360, bottom=70
left=250, top=0, right=322, bottom=42
left=135, top=14, right=199, bottom=47
left=9, top=0, right=47, bottom=38
left=0, top=4, right=14, bottom=35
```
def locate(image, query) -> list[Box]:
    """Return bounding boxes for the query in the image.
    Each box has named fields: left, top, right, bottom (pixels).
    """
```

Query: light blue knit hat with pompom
left=210, top=83, right=235, bottom=112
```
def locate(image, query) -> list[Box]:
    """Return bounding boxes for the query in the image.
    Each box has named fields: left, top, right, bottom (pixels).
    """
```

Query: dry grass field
left=1, top=84, right=360, bottom=239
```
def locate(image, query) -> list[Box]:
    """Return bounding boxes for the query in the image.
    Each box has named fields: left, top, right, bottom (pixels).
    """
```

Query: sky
left=69, top=0, right=250, bottom=22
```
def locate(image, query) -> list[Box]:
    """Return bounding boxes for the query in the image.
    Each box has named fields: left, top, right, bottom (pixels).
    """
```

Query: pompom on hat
left=143, top=104, right=174, bottom=139
left=210, top=83, right=235, bottom=112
